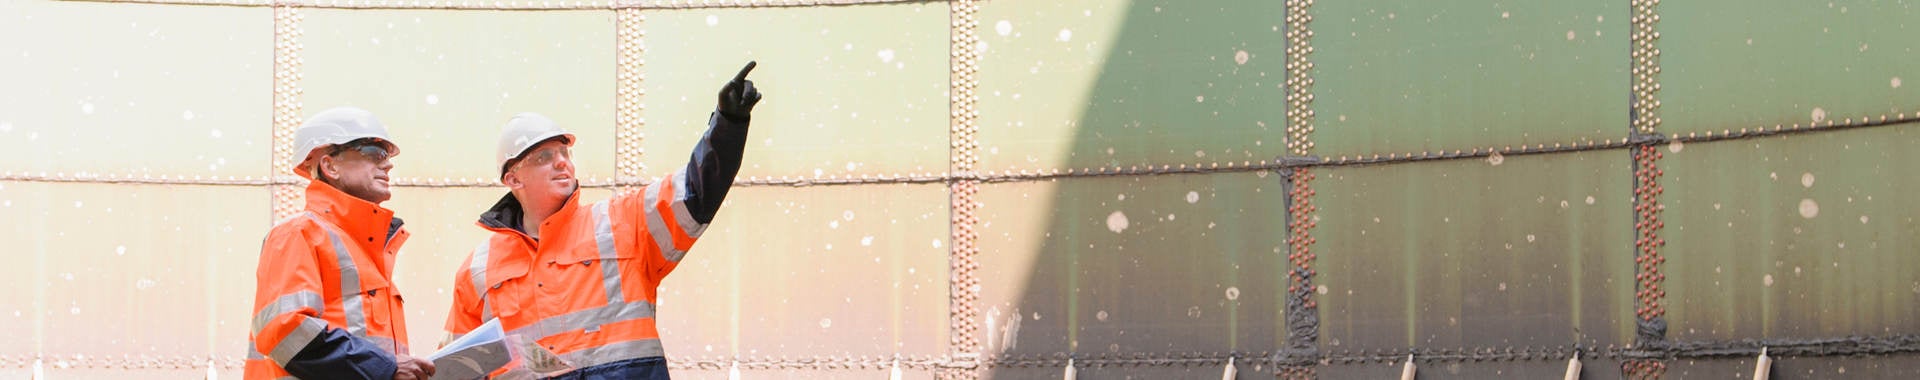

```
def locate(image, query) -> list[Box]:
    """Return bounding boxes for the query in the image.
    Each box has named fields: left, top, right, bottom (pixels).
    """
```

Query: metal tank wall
left=0, top=0, right=1916, bottom=379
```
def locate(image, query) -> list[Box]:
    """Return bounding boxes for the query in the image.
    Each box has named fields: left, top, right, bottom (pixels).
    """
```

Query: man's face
left=321, top=140, right=395, bottom=204
left=504, top=139, right=576, bottom=203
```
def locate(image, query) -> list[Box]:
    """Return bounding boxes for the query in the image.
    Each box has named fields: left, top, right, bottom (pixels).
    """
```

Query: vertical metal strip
left=270, top=4, right=305, bottom=222
left=615, top=6, right=646, bottom=194
left=1280, top=0, right=1318, bottom=378
left=1627, top=0, right=1667, bottom=377
left=945, top=0, right=981, bottom=378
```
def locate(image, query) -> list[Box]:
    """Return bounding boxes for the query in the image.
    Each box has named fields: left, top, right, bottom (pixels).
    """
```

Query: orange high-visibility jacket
left=248, top=180, right=413, bottom=380
left=445, top=171, right=708, bottom=374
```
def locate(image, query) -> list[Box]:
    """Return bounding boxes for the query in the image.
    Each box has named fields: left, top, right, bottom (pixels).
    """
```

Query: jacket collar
left=477, top=186, right=582, bottom=242
left=305, top=180, right=403, bottom=246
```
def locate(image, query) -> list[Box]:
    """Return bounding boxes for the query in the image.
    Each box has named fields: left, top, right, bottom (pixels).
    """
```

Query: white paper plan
left=428, top=319, right=511, bottom=380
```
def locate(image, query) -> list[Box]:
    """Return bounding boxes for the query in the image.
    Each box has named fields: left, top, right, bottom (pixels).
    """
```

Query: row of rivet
left=615, top=9, right=647, bottom=194
left=270, top=5, right=306, bottom=222
left=945, top=0, right=982, bottom=378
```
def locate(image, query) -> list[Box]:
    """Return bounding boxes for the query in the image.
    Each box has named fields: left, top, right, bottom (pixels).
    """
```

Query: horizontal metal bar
left=57, top=0, right=930, bottom=10
left=5, top=117, right=1915, bottom=188
left=7, top=336, right=1916, bottom=372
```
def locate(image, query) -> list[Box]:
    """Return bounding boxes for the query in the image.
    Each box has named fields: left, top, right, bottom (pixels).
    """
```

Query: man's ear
left=316, top=156, right=339, bottom=182
left=501, top=171, right=521, bottom=190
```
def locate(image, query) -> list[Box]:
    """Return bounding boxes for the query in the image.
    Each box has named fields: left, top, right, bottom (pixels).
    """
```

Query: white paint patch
left=116, top=246, right=126, bottom=255
left=1763, top=274, right=1775, bottom=287
left=1811, top=107, right=1827, bottom=123
left=1861, top=215, right=1870, bottom=224
left=705, top=15, right=719, bottom=26
left=1501, top=11, right=1510, bottom=19
left=1095, top=310, right=1109, bottom=321
left=1586, top=196, right=1596, bottom=205
left=1225, top=287, right=1240, bottom=300
left=1799, top=198, right=1820, bottom=218
left=819, top=318, right=832, bottom=328
left=1195, top=95, right=1205, bottom=103
left=1316, top=285, right=1328, bottom=295
left=932, top=239, right=943, bottom=248
left=1567, top=30, right=1577, bottom=40
left=843, top=210, right=855, bottom=221
left=995, top=20, right=1013, bottom=36
left=1894, top=77, right=1903, bottom=89
left=1487, top=152, right=1505, bottom=166
left=1057, top=28, right=1073, bottom=42
left=0, top=122, right=11, bottom=132
left=426, top=94, right=439, bottom=105
left=182, top=110, right=195, bottom=121
left=877, top=49, right=895, bottom=63
left=211, top=129, right=223, bottom=138
left=1801, top=172, right=1815, bottom=188
left=861, top=236, right=874, bottom=246
left=1186, top=191, right=1200, bottom=204
left=1106, top=211, right=1129, bottom=233
left=1526, top=234, right=1537, bottom=243
left=1668, top=140, right=1684, bottom=153
left=81, top=102, right=95, bottom=114
left=1234, top=50, right=1250, bottom=65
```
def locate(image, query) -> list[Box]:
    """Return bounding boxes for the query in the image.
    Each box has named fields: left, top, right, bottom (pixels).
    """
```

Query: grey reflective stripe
left=559, top=338, right=666, bottom=369
left=506, top=300, right=656, bottom=341
left=304, top=213, right=369, bottom=337
left=668, top=169, right=708, bottom=238
left=268, top=317, right=328, bottom=366
left=363, top=335, right=401, bottom=354
left=470, top=240, right=493, bottom=322
left=639, top=182, right=687, bottom=262
left=591, top=201, right=625, bottom=305
left=251, top=291, right=325, bottom=335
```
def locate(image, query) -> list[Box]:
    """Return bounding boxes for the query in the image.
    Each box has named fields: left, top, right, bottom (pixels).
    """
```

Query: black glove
left=717, top=61, right=762, bottom=121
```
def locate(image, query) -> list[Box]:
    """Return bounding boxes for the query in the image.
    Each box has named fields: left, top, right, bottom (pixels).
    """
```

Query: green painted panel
left=0, top=1, right=271, bottom=178
left=661, top=184, right=950, bottom=356
left=641, top=5, right=949, bottom=179
left=976, top=173, right=1287, bottom=356
left=1315, top=151, right=1635, bottom=350
left=1663, top=127, right=1920, bottom=340
left=303, top=10, right=616, bottom=182
left=975, top=0, right=1289, bottom=171
left=1313, top=1, right=1629, bottom=157
left=0, top=182, right=266, bottom=357
left=1661, top=1, right=1920, bottom=134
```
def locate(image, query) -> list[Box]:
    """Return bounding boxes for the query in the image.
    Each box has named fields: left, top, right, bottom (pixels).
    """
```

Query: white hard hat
left=291, top=107, right=399, bottom=178
left=497, top=112, right=575, bottom=177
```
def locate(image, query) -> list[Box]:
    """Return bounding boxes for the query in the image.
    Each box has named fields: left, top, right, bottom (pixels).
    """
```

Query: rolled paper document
left=1754, top=347, right=1772, bottom=380
left=1222, top=357, right=1237, bottom=380
left=1564, top=354, right=1582, bottom=380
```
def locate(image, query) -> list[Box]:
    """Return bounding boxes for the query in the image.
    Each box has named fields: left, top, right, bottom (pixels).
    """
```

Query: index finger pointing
left=732, top=61, right=757, bottom=83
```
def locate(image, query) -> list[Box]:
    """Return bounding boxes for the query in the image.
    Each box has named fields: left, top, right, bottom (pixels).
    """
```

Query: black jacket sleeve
left=282, top=326, right=399, bottom=380
left=682, top=111, right=750, bottom=224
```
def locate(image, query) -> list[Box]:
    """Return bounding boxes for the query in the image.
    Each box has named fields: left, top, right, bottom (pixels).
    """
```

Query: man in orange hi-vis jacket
left=443, top=62, right=762, bottom=379
left=249, top=107, right=436, bottom=380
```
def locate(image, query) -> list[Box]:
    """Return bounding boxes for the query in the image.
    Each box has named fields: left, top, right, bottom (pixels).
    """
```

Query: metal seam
left=615, top=7, right=645, bottom=195
left=270, top=5, right=304, bottom=222
left=61, top=0, right=929, bottom=9
left=944, top=1, right=980, bottom=378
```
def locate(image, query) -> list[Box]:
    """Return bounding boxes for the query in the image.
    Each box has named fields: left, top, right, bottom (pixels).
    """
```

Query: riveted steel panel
left=974, top=0, right=1290, bottom=172
left=1663, top=127, right=1920, bottom=341
left=0, top=182, right=267, bottom=363
left=303, top=9, right=617, bottom=182
left=0, top=2, right=271, bottom=178
left=1661, top=1, right=1920, bottom=135
left=1315, top=151, right=1636, bottom=351
left=975, top=173, right=1287, bottom=357
left=1312, top=1, right=1630, bottom=157
left=640, top=4, right=950, bottom=180
left=1667, top=355, right=1920, bottom=380
left=657, top=184, right=950, bottom=357
left=1320, top=359, right=1620, bottom=380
